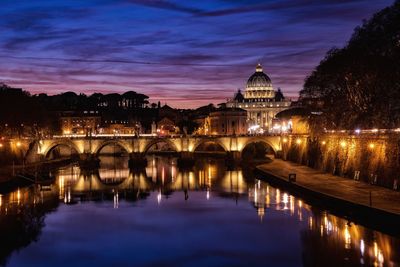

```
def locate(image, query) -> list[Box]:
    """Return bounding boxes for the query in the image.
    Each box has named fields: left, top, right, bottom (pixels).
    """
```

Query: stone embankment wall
left=282, top=133, right=400, bottom=189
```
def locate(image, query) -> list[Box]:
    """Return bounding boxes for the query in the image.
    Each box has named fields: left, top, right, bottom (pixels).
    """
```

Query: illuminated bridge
left=22, top=134, right=284, bottom=163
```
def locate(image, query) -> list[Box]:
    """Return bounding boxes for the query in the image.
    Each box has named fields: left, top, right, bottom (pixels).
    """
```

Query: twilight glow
left=0, top=0, right=393, bottom=108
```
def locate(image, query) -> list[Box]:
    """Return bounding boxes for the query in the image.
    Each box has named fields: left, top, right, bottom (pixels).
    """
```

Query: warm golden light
left=282, top=138, right=288, bottom=143
left=16, top=141, right=22, bottom=147
left=296, top=138, right=301, bottom=145
left=340, top=141, right=346, bottom=148
left=298, top=200, right=303, bottom=208
left=344, top=225, right=351, bottom=249
left=275, top=188, right=280, bottom=208
left=369, top=143, right=375, bottom=149
left=17, top=189, right=21, bottom=204
left=321, top=141, right=326, bottom=145
left=0, top=143, right=3, bottom=148
left=257, top=207, right=265, bottom=220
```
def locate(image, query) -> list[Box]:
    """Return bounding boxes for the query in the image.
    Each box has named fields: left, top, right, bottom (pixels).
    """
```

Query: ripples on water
left=0, top=155, right=399, bottom=267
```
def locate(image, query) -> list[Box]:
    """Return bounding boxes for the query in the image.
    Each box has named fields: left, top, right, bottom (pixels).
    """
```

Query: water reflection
left=250, top=179, right=400, bottom=266
left=0, top=186, right=58, bottom=266
left=0, top=155, right=399, bottom=266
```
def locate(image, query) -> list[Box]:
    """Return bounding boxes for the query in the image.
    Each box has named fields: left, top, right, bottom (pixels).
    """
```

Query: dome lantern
left=255, top=63, right=263, bottom=72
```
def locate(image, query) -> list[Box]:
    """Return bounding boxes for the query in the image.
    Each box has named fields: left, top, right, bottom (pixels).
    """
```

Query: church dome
left=246, top=63, right=272, bottom=89
left=244, top=63, right=275, bottom=99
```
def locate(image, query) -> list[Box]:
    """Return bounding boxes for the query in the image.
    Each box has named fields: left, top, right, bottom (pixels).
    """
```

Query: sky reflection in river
left=0, top=156, right=399, bottom=267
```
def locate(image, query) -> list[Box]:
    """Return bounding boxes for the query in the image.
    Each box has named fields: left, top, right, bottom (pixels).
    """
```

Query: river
left=0, top=155, right=399, bottom=267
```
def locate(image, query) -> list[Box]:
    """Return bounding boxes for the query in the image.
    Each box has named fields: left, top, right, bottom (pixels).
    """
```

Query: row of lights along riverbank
left=325, top=128, right=400, bottom=134
left=282, top=137, right=377, bottom=150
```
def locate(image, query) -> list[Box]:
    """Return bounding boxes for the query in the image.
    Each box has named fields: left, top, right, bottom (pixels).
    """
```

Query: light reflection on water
left=249, top=179, right=397, bottom=266
left=0, top=155, right=399, bottom=267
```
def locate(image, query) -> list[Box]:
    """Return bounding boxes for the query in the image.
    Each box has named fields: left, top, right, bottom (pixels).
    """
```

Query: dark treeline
left=0, top=85, right=51, bottom=134
left=0, top=83, right=148, bottom=123
left=299, top=1, right=400, bottom=131
left=0, top=83, right=202, bottom=136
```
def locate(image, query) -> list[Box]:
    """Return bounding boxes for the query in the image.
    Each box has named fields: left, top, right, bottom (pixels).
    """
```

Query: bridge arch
left=43, top=141, right=81, bottom=159
left=143, top=138, right=179, bottom=154
left=94, top=140, right=131, bottom=156
left=240, top=137, right=278, bottom=156
left=192, top=138, right=228, bottom=153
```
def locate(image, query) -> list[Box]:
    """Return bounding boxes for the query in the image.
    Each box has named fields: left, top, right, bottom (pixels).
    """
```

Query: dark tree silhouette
left=300, top=1, right=400, bottom=131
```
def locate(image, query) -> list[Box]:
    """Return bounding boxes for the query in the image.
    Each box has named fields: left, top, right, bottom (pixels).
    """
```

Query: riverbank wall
left=282, top=133, right=400, bottom=190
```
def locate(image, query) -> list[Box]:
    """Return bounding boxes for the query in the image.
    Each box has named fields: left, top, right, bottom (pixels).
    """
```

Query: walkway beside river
left=257, top=159, right=400, bottom=216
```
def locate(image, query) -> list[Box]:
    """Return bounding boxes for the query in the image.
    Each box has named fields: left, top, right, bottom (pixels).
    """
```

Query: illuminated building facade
left=227, top=64, right=291, bottom=133
left=60, top=111, right=101, bottom=135
left=208, top=108, right=247, bottom=135
left=195, top=107, right=247, bottom=135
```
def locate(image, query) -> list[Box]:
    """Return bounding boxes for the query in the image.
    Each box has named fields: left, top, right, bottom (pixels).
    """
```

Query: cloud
left=121, top=0, right=203, bottom=14
left=0, top=0, right=394, bottom=108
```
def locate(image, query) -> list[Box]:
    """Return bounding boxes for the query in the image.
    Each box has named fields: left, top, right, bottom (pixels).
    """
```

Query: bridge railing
left=50, top=133, right=284, bottom=139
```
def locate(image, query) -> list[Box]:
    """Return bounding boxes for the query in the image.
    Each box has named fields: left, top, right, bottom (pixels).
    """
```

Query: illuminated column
left=263, top=112, right=267, bottom=128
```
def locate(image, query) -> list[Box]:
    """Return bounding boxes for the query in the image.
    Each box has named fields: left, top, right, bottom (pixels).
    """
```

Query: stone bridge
left=24, top=135, right=283, bottom=163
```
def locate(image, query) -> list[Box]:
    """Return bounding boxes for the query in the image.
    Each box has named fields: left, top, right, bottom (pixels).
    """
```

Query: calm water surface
left=0, top=155, right=399, bottom=267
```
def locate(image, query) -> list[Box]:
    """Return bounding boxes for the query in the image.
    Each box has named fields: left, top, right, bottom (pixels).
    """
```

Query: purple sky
left=0, top=0, right=394, bottom=108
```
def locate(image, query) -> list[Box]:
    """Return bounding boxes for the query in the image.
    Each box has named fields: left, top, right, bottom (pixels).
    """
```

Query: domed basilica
left=226, top=64, right=291, bottom=132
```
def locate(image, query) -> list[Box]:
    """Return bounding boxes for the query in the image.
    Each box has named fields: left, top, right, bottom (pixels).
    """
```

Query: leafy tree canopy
left=300, top=0, right=400, bottom=131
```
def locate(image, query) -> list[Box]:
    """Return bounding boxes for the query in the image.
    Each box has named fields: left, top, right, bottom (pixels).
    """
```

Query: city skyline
left=0, top=0, right=394, bottom=108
